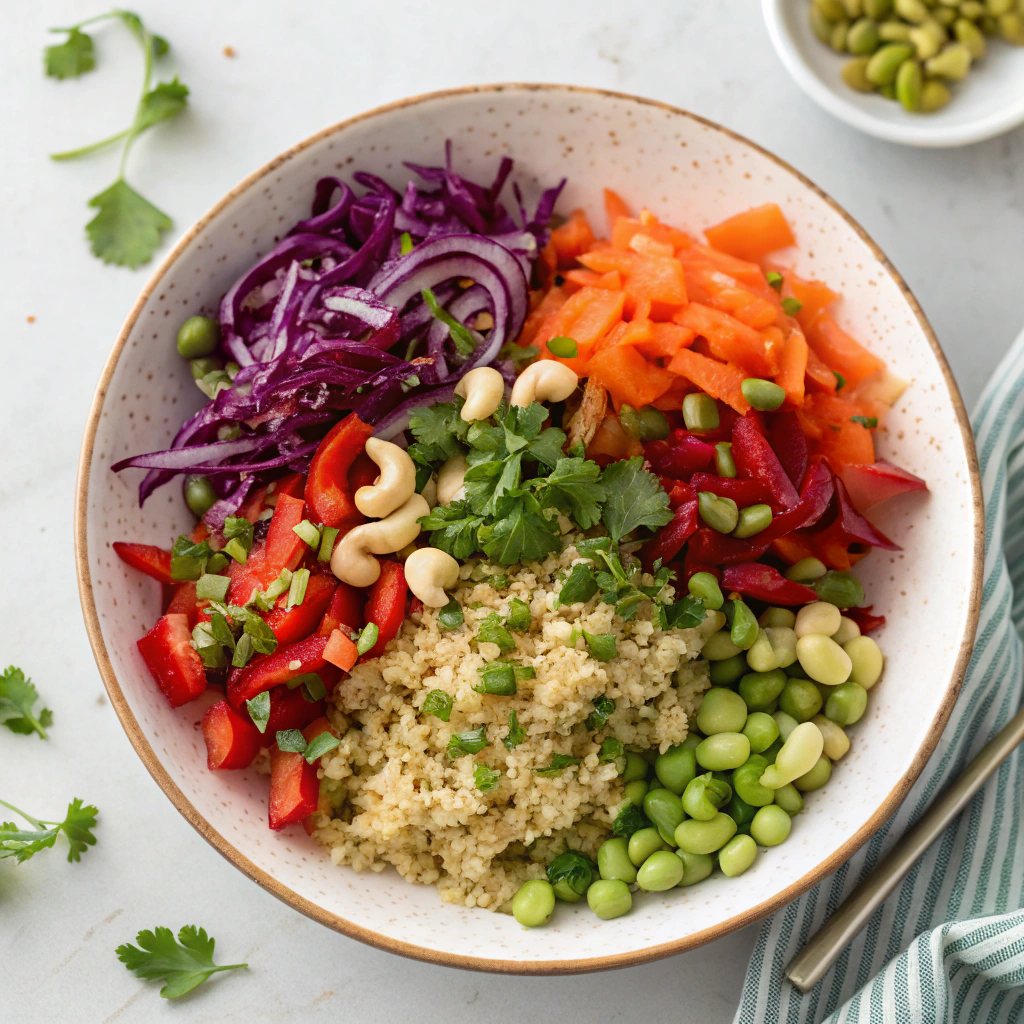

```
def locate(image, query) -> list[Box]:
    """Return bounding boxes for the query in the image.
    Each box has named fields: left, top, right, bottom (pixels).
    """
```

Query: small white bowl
left=763, top=0, right=1024, bottom=147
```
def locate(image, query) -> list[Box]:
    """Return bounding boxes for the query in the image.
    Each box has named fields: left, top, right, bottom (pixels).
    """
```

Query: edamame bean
left=715, top=441, right=737, bottom=478
left=733, top=755, right=775, bottom=806
left=512, top=879, right=555, bottom=927
left=794, top=754, right=833, bottom=792
left=741, top=378, right=787, bottom=411
left=677, top=850, right=715, bottom=886
left=696, top=732, right=750, bottom=771
left=773, top=710, right=799, bottom=742
left=813, top=715, right=851, bottom=760
left=778, top=678, right=824, bottom=723
left=810, top=4, right=836, bottom=42
left=598, top=837, right=638, bottom=884
left=750, top=804, right=793, bottom=846
left=844, top=635, right=884, bottom=689
left=587, top=878, right=633, bottom=920
left=733, top=504, right=773, bottom=539
left=765, top=626, right=799, bottom=669
left=637, top=849, right=685, bottom=891
left=746, top=629, right=779, bottom=673
left=925, top=41, right=973, bottom=77
left=730, top=599, right=760, bottom=650
left=896, top=56, right=924, bottom=109
left=681, top=733, right=703, bottom=752
left=622, top=751, right=648, bottom=782
left=682, top=393, right=720, bottom=432
left=699, top=492, right=739, bottom=534
left=866, top=41, right=914, bottom=83
left=738, top=669, right=787, bottom=713
left=848, top=16, right=882, bottom=52
left=895, top=0, right=930, bottom=21
left=727, top=791, right=757, bottom=831
left=864, top=0, right=892, bottom=17
left=814, top=0, right=848, bottom=19
left=760, top=606, right=797, bottom=628
left=826, top=681, right=868, bottom=725
left=184, top=474, right=217, bottom=517
left=688, top=571, right=724, bottom=610
left=920, top=77, right=952, bottom=111
left=654, top=745, right=697, bottom=795
left=796, top=634, right=853, bottom=686
left=710, top=653, right=748, bottom=687
left=879, top=18, right=913, bottom=40
left=703, top=630, right=743, bottom=661
left=638, top=405, right=670, bottom=442
left=675, top=812, right=737, bottom=855
left=785, top=558, right=828, bottom=583
left=773, top=782, right=804, bottom=816
left=190, top=355, right=223, bottom=379
left=618, top=404, right=642, bottom=440
left=761, top=737, right=784, bottom=765
left=954, top=16, right=987, bottom=55
left=999, top=11, right=1024, bottom=44
left=760, top=722, right=824, bottom=789
left=961, top=1, right=987, bottom=19
left=176, top=315, right=220, bottom=359
left=795, top=601, right=843, bottom=639
left=628, top=827, right=668, bottom=866
left=743, top=712, right=780, bottom=754
left=831, top=615, right=861, bottom=646
left=624, top=779, right=650, bottom=806
left=831, top=19, right=852, bottom=51
left=719, top=834, right=757, bottom=877
left=644, top=788, right=686, bottom=845
left=682, top=772, right=732, bottom=820
left=813, top=570, right=865, bottom=608
left=697, top=687, right=749, bottom=735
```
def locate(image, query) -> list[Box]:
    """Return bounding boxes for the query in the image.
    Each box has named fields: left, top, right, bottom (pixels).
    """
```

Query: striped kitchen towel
left=735, top=331, right=1024, bottom=1024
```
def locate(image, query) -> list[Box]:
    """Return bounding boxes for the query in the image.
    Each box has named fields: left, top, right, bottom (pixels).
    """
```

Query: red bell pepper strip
left=645, top=435, right=716, bottom=477
left=113, top=542, right=173, bottom=584
left=845, top=605, right=886, bottom=634
left=720, top=564, right=818, bottom=605
left=348, top=451, right=380, bottom=493
left=304, top=413, right=375, bottom=529
left=235, top=472, right=305, bottom=524
left=689, top=473, right=770, bottom=508
left=659, top=476, right=695, bottom=510
left=263, top=572, right=337, bottom=645
left=264, top=493, right=308, bottom=573
left=317, top=582, right=365, bottom=636
left=226, top=550, right=280, bottom=606
left=324, top=629, right=359, bottom=671
left=268, top=717, right=337, bottom=830
left=641, top=497, right=698, bottom=568
left=165, top=581, right=201, bottom=627
left=732, top=415, right=799, bottom=509
left=264, top=684, right=326, bottom=733
left=227, top=634, right=330, bottom=708
left=830, top=476, right=900, bottom=551
left=136, top=613, right=207, bottom=708
left=768, top=411, right=809, bottom=489
left=202, top=700, right=263, bottom=770
left=840, top=459, right=928, bottom=513
left=362, top=559, right=408, bottom=659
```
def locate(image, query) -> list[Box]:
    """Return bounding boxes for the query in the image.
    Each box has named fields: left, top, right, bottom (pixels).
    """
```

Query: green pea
left=727, top=791, right=758, bottom=830
left=682, top=392, right=720, bottom=432
left=676, top=850, right=715, bottom=886
left=587, top=878, right=633, bottom=920
left=715, top=441, right=737, bottom=478
left=729, top=599, right=759, bottom=650
left=546, top=335, right=578, bottom=358
left=794, top=755, right=833, bottom=792
left=826, top=682, right=868, bottom=725
left=848, top=17, right=882, bottom=53
left=695, top=732, right=750, bottom=771
left=552, top=878, right=585, bottom=903
left=742, top=712, right=780, bottom=753
left=813, top=570, right=865, bottom=608
left=703, top=630, right=743, bottom=661
left=637, top=849, right=685, bottom=891
left=733, top=755, right=775, bottom=807
left=624, top=779, right=649, bottom=806
left=778, top=679, right=824, bottom=723
left=760, top=606, right=798, bottom=628
left=511, top=879, right=555, bottom=927
left=682, top=772, right=732, bottom=821
left=189, top=355, right=224, bottom=379
left=654, top=745, right=697, bottom=795
left=643, top=788, right=685, bottom=845
left=176, top=315, right=220, bottom=359
left=710, top=653, right=748, bottom=687
left=622, top=751, right=649, bottom=782
left=628, top=827, right=668, bottom=866
left=866, top=42, right=913, bottom=83
left=597, top=837, right=638, bottom=884
left=699, top=492, right=739, bottom=534
left=738, top=669, right=787, bottom=713
left=697, top=687, right=749, bottom=735
left=184, top=474, right=218, bottom=518
left=688, top=571, right=724, bottom=610
left=750, top=804, right=793, bottom=846
left=675, top=812, right=737, bottom=855
left=719, top=834, right=757, bottom=877
left=638, top=405, right=670, bottom=441
left=773, top=782, right=804, bottom=815
left=741, top=378, right=786, bottom=411
left=618, top=404, right=642, bottom=441
left=733, top=504, right=773, bottom=539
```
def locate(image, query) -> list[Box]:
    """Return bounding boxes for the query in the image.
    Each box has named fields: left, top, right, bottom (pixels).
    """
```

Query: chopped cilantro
left=447, top=726, right=489, bottom=758
left=474, top=662, right=517, bottom=696
left=546, top=850, right=596, bottom=898
left=586, top=695, right=615, bottom=731
left=473, top=763, right=502, bottom=793
left=505, top=598, right=532, bottom=632
left=422, top=689, right=454, bottom=722
left=600, top=458, right=673, bottom=543
left=850, top=415, right=878, bottom=429
left=583, top=631, right=618, bottom=662
left=437, top=598, right=464, bottom=630
left=599, top=737, right=625, bottom=763
left=539, top=457, right=606, bottom=529
left=612, top=802, right=650, bottom=838
left=476, top=612, right=515, bottom=652
left=556, top=563, right=598, bottom=607
left=419, top=501, right=484, bottom=560
left=503, top=710, right=526, bottom=750
left=535, top=753, right=581, bottom=777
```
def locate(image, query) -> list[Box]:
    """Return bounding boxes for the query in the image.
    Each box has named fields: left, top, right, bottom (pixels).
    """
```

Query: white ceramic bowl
left=763, top=0, right=1024, bottom=147
left=76, top=84, right=982, bottom=973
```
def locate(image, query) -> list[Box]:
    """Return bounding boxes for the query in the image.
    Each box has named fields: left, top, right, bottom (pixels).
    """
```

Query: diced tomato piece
left=324, top=628, right=359, bottom=671
left=264, top=573, right=337, bottom=645
left=202, top=700, right=263, bottom=770
left=704, top=203, right=796, bottom=262
left=264, top=684, right=325, bottom=733
left=840, top=460, right=928, bottom=512
left=164, top=582, right=201, bottom=627
left=305, top=413, right=375, bottom=530
left=137, top=613, right=207, bottom=708
left=113, top=542, right=173, bottom=584
left=227, top=634, right=330, bottom=708
left=264, top=494, right=308, bottom=573
left=318, top=582, right=364, bottom=636
left=363, top=560, right=408, bottom=659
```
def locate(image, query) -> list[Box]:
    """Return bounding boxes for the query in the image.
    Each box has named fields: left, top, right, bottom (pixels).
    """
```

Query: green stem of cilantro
left=118, top=27, right=154, bottom=179
left=51, top=127, right=132, bottom=162
left=0, top=798, right=47, bottom=831
left=49, top=11, right=124, bottom=33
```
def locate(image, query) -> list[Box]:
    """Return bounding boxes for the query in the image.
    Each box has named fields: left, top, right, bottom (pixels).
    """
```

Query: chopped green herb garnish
left=576, top=536, right=613, bottom=559
left=243, top=616, right=277, bottom=654
left=513, top=664, right=536, bottom=681
left=503, top=710, right=526, bottom=750
left=600, top=458, right=673, bottom=543
left=612, top=802, right=650, bottom=838
left=474, top=662, right=517, bottom=696
left=556, top=563, right=598, bottom=607
left=422, top=287, right=476, bottom=356
left=286, top=568, right=309, bottom=610
left=170, top=535, right=214, bottom=581
left=304, top=732, right=340, bottom=764
left=546, top=850, right=595, bottom=897
left=599, top=737, right=625, bottom=763
left=292, top=519, right=320, bottom=549
left=586, top=695, right=615, bottom=731
left=355, top=623, right=379, bottom=656
left=297, top=673, right=327, bottom=702
left=546, top=336, right=578, bottom=359
left=766, top=270, right=783, bottom=291
left=0, top=666, right=52, bottom=739
left=0, top=796, right=98, bottom=864
left=833, top=371, right=846, bottom=390
left=539, top=457, right=606, bottom=529
left=535, top=753, right=581, bottom=777
left=251, top=569, right=291, bottom=611
left=660, top=594, right=707, bottom=630
left=318, top=526, right=339, bottom=562
left=850, top=415, right=878, bottom=429
left=781, top=297, right=803, bottom=316
left=230, top=632, right=254, bottom=669
left=400, top=231, right=414, bottom=255
left=245, top=692, right=271, bottom=734
left=499, top=342, right=540, bottom=367
left=447, top=726, right=488, bottom=758
left=505, top=598, right=532, bottom=632
left=437, top=598, right=464, bottom=630
left=275, top=729, right=307, bottom=753
left=476, top=612, right=515, bottom=652
left=473, top=763, right=502, bottom=793
left=422, top=689, right=454, bottom=722
left=583, top=631, right=618, bottom=662
left=195, top=573, right=230, bottom=602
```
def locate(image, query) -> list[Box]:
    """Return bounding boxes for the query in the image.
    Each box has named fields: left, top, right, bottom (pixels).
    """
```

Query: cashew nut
left=510, top=360, right=579, bottom=407
left=454, top=366, right=505, bottom=422
left=354, top=438, right=416, bottom=519
left=437, top=454, right=468, bottom=506
left=405, top=547, right=460, bottom=607
left=420, top=475, right=438, bottom=509
left=330, top=493, right=430, bottom=587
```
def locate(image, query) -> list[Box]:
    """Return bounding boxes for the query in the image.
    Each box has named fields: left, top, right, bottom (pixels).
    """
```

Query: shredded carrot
left=704, top=203, right=796, bottom=262
left=776, top=328, right=808, bottom=408
left=550, top=209, right=596, bottom=267
left=674, top=303, right=774, bottom=377
left=667, top=348, right=751, bottom=415
left=588, top=343, right=674, bottom=410
left=603, top=189, right=633, bottom=235
left=805, top=315, right=885, bottom=388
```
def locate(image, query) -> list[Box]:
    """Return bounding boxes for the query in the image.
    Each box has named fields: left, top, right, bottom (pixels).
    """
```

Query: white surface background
left=1, top=3, right=1021, bottom=1021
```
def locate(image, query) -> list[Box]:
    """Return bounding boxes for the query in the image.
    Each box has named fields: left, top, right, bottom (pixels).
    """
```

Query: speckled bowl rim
left=75, top=83, right=984, bottom=975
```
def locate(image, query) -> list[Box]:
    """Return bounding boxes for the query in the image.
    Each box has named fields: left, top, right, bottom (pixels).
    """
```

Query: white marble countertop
left=2, top=2, right=1022, bottom=1021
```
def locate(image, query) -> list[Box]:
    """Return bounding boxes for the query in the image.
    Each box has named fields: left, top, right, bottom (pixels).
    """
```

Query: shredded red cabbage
left=113, top=143, right=565, bottom=526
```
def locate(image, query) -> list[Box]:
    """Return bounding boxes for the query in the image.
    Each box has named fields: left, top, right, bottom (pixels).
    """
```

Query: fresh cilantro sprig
left=45, top=11, right=189, bottom=267
left=0, top=667, right=53, bottom=739
left=0, top=797, right=98, bottom=863
left=116, top=925, right=247, bottom=999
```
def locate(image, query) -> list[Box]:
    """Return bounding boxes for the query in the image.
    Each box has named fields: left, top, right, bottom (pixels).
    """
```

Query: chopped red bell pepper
left=202, top=700, right=264, bottom=770
left=830, top=476, right=900, bottom=551
left=362, top=559, right=408, bottom=659
left=720, top=564, right=818, bottom=605
left=264, top=572, right=337, bottom=645
left=268, top=716, right=337, bottom=830
left=165, top=581, right=201, bottom=627
left=137, top=613, right=207, bottom=708
left=845, top=605, right=886, bottom=634
left=227, top=634, right=330, bottom=708
left=840, top=460, right=928, bottom=513
left=659, top=476, right=695, bottom=509
left=689, top=473, right=770, bottom=508
left=264, top=493, right=308, bottom=573
left=113, top=542, right=173, bottom=585
left=641, top=497, right=698, bottom=567
left=731, top=415, right=799, bottom=509
left=324, top=628, right=359, bottom=671
left=317, top=581, right=365, bottom=636
left=226, top=551, right=280, bottom=606
left=264, top=684, right=326, bottom=733
left=645, top=434, right=716, bottom=477
left=768, top=411, right=809, bottom=489
left=304, top=413, right=375, bottom=529
left=235, top=472, right=305, bottom=524
left=348, top=451, right=380, bottom=493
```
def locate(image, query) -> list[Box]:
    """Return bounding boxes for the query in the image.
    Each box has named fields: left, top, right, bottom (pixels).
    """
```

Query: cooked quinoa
left=310, top=539, right=720, bottom=911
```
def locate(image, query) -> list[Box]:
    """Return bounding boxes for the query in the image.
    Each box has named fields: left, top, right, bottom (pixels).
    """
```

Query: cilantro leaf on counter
left=116, top=925, right=248, bottom=999
left=45, top=28, right=95, bottom=79
left=600, top=458, right=673, bottom=543
left=0, top=797, right=98, bottom=863
left=0, top=667, right=53, bottom=739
